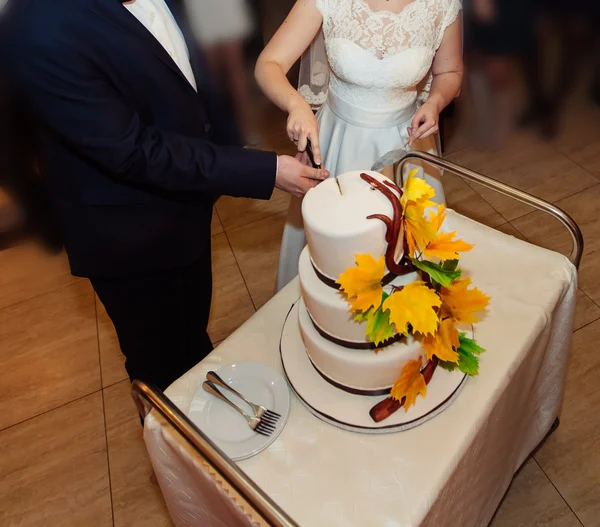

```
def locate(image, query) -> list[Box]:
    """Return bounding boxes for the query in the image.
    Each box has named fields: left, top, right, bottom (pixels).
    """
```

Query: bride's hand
left=408, top=101, right=440, bottom=146
left=287, top=99, right=322, bottom=165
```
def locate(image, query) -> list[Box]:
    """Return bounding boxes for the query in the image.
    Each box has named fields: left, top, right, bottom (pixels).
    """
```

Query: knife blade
left=307, top=138, right=342, bottom=195
left=306, top=138, right=321, bottom=169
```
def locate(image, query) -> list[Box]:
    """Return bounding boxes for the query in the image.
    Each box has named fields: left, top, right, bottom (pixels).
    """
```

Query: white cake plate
left=280, top=301, right=468, bottom=434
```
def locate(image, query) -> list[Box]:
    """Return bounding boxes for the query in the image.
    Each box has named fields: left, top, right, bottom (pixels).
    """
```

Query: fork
left=202, top=381, right=276, bottom=437
left=206, top=371, right=281, bottom=426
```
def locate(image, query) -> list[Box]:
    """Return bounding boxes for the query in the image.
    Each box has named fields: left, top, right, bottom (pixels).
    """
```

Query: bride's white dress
left=277, top=0, right=462, bottom=291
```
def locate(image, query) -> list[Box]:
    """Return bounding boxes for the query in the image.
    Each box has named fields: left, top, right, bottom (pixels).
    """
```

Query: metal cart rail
left=132, top=152, right=584, bottom=527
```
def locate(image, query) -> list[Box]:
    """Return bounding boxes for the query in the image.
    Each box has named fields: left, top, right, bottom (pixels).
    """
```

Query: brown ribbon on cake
left=308, top=356, right=393, bottom=397
left=311, top=260, right=401, bottom=291
left=307, top=310, right=405, bottom=350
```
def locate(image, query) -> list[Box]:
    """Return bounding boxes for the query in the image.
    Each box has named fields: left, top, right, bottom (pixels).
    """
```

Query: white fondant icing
left=298, top=299, right=424, bottom=391
left=302, top=171, right=402, bottom=280
left=299, top=246, right=418, bottom=344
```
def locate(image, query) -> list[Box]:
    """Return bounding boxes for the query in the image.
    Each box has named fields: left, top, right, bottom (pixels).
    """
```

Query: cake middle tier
left=299, top=246, right=418, bottom=345
left=298, top=298, right=425, bottom=393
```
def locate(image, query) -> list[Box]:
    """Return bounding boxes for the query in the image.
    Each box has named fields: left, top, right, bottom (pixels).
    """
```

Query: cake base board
left=280, top=301, right=468, bottom=434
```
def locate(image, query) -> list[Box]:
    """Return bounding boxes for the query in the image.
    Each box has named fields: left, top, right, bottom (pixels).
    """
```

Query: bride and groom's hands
left=286, top=98, right=322, bottom=167
left=285, top=88, right=442, bottom=152
left=276, top=153, right=329, bottom=199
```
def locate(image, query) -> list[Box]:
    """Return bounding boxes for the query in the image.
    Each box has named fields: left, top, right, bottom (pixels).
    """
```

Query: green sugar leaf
left=411, top=258, right=462, bottom=287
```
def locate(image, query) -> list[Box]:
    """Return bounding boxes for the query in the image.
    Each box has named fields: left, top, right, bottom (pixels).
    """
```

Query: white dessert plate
left=281, top=301, right=468, bottom=434
left=188, top=362, right=291, bottom=460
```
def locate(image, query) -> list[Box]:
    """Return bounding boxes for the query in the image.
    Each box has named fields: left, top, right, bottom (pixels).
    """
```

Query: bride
left=255, top=0, right=463, bottom=291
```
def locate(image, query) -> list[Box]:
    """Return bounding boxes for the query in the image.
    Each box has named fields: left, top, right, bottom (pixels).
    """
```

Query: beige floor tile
left=227, top=212, right=286, bottom=309
left=512, top=186, right=600, bottom=304
left=208, top=233, right=256, bottom=342
left=495, top=222, right=527, bottom=241
left=446, top=131, right=556, bottom=179
left=211, top=207, right=224, bottom=236
left=444, top=172, right=506, bottom=228
left=490, top=458, right=580, bottom=527
left=216, top=189, right=290, bottom=231
left=510, top=212, right=573, bottom=256
left=96, top=294, right=128, bottom=388
left=573, top=290, right=600, bottom=332
left=0, top=281, right=100, bottom=430
left=0, top=393, right=112, bottom=527
left=104, top=381, right=173, bottom=527
left=0, top=243, right=81, bottom=311
left=450, top=136, right=598, bottom=220
left=534, top=319, right=600, bottom=526
left=554, top=101, right=600, bottom=179
left=567, top=140, right=600, bottom=180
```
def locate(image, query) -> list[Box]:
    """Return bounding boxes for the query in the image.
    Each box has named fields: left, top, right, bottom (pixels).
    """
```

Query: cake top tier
left=302, top=171, right=401, bottom=281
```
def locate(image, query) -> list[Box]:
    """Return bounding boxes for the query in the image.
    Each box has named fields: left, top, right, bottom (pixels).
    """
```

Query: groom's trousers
left=91, top=250, right=213, bottom=392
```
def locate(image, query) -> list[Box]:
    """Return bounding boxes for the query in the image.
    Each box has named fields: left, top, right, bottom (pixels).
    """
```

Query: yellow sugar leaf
left=337, top=254, right=385, bottom=313
left=390, top=357, right=427, bottom=411
left=383, top=281, right=441, bottom=337
left=404, top=203, right=438, bottom=258
left=400, top=169, right=436, bottom=210
left=423, top=231, right=474, bottom=260
left=423, top=318, right=460, bottom=363
left=428, top=204, right=446, bottom=232
left=441, top=277, right=490, bottom=324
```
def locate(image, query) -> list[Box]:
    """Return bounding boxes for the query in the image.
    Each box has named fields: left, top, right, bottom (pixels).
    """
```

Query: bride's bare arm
left=409, top=17, right=464, bottom=144
left=255, top=0, right=324, bottom=164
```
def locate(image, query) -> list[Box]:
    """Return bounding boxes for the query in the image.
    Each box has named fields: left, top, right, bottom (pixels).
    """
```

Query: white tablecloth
left=144, top=210, right=577, bottom=527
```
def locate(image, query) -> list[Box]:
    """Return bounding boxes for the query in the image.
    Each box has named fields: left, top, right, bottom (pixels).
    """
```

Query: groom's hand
left=276, top=154, right=329, bottom=198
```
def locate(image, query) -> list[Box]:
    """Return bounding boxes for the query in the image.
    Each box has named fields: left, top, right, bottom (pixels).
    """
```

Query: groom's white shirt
left=124, top=0, right=197, bottom=91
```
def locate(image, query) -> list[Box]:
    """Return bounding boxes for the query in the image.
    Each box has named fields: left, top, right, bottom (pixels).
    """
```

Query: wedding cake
left=297, top=169, right=490, bottom=421
left=298, top=171, right=423, bottom=395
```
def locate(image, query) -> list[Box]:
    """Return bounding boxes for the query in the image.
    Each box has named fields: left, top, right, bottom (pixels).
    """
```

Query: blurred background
left=1, top=0, right=599, bottom=251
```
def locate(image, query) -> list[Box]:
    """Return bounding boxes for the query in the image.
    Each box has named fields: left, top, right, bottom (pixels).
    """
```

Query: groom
left=0, top=0, right=328, bottom=390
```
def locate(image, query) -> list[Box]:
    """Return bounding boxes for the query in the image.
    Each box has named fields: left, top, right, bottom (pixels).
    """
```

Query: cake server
left=371, top=145, right=410, bottom=188
left=206, top=370, right=281, bottom=425
left=202, top=381, right=277, bottom=437
left=371, top=146, right=409, bottom=173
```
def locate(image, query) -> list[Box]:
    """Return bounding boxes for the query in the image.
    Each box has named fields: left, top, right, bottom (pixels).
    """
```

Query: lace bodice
left=305, top=0, right=461, bottom=112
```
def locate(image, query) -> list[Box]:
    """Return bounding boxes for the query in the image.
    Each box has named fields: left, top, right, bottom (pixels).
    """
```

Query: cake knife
left=307, top=138, right=342, bottom=195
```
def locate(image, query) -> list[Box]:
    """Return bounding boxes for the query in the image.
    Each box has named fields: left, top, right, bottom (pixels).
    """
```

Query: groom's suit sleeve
left=11, top=36, right=277, bottom=200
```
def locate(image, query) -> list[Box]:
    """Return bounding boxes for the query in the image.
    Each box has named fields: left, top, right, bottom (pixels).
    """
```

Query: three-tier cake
left=298, top=171, right=424, bottom=395
left=293, top=168, right=490, bottom=423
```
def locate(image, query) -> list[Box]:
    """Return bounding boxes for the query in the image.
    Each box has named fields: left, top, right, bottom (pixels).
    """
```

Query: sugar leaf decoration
left=383, top=282, right=441, bottom=337
left=390, top=357, right=427, bottom=411
left=441, top=278, right=490, bottom=324
left=337, top=254, right=385, bottom=313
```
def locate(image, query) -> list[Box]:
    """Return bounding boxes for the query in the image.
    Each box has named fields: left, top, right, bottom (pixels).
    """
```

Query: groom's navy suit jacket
left=1, top=0, right=276, bottom=277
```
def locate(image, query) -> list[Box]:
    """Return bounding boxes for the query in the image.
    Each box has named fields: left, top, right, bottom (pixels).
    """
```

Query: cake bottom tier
left=298, top=298, right=425, bottom=394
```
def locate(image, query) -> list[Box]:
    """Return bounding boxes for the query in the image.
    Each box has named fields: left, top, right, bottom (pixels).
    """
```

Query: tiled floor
left=1, top=96, right=599, bottom=526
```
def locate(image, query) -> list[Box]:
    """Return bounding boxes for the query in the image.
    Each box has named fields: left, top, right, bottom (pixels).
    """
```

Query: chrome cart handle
left=396, top=151, right=584, bottom=269
left=131, top=380, right=299, bottom=527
